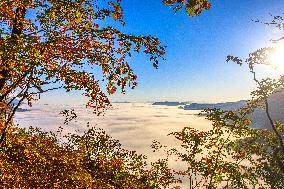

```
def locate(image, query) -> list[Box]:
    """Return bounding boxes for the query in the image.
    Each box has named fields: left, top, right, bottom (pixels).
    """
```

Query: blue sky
left=41, top=0, right=284, bottom=104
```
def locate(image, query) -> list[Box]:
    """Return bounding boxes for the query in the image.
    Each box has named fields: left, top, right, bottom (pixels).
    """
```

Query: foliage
left=0, top=0, right=211, bottom=187
left=0, top=124, right=179, bottom=188
left=0, top=0, right=165, bottom=115
left=153, top=14, right=284, bottom=188
left=0, top=0, right=211, bottom=145
left=162, top=0, right=211, bottom=16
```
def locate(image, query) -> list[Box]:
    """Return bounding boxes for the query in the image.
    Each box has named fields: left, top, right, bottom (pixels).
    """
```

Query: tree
left=0, top=124, right=180, bottom=188
left=0, top=0, right=211, bottom=145
left=0, top=1, right=211, bottom=188
left=153, top=14, right=284, bottom=188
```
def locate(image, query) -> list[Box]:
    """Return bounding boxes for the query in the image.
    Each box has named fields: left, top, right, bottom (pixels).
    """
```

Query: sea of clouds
left=15, top=103, right=211, bottom=160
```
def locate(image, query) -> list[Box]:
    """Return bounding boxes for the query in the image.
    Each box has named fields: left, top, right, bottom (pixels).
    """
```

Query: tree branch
left=264, top=99, right=284, bottom=170
left=271, top=36, right=284, bottom=43
left=0, top=86, right=29, bottom=146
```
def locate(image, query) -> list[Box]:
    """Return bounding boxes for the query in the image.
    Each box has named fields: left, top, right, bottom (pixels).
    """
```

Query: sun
left=269, top=44, right=284, bottom=69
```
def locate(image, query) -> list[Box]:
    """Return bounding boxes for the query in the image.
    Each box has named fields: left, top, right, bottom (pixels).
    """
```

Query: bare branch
left=271, top=36, right=284, bottom=43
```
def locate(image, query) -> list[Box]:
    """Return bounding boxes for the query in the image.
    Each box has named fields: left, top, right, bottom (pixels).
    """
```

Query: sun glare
left=269, top=44, right=284, bottom=70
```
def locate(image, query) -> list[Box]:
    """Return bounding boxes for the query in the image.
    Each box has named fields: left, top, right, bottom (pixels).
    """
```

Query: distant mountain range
left=17, top=108, right=31, bottom=112
left=8, top=99, right=30, bottom=112
left=152, top=91, right=284, bottom=130
left=152, top=101, right=186, bottom=106
left=251, top=91, right=284, bottom=129
left=152, top=100, right=247, bottom=109
left=152, top=100, right=247, bottom=110
left=182, top=100, right=247, bottom=110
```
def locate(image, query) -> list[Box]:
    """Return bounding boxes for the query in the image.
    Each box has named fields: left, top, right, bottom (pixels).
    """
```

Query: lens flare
left=269, top=44, right=284, bottom=69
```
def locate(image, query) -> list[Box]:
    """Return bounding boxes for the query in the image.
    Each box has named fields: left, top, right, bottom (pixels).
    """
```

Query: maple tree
left=0, top=0, right=211, bottom=144
left=0, top=0, right=211, bottom=188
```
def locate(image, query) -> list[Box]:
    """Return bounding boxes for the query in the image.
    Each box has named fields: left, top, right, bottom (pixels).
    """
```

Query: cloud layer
left=16, top=103, right=211, bottom=158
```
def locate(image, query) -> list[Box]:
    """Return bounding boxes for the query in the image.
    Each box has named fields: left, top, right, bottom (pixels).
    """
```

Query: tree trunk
left=0, top=6, right=26, bottom=145
left=0, top=6, right=26, bottom=100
